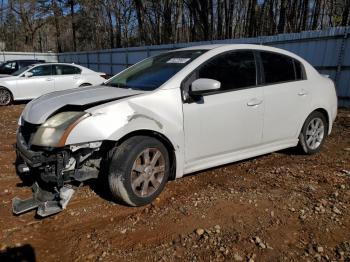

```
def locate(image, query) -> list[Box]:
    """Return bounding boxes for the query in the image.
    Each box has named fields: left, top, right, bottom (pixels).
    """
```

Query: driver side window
left=198, top=51, right=257, bottom=91
left=29, top=65, right=52, bottom=76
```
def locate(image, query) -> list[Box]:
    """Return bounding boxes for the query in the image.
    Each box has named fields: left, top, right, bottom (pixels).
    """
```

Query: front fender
left=65, top=88, right=185, bottom=178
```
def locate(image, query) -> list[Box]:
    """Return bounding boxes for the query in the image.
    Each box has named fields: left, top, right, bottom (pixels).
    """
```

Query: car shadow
left=86, top=178, right=129, bottom=207
left=0, top=244, right=36, bottom=262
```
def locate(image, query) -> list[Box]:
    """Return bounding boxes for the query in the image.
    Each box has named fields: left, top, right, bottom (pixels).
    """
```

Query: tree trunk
left=217, top=0, right=223, bottom=39
left=52, top=0, right=62, bottom=52
left=69, top=0, right=77, bottom=51
left=341, top=0, right=350, bottom=26
left=277, top=0, right=286, bottom=34
left=311, top=0, right=321, bottom=30
left=133, top=0, right=146, bottom=44
left=301, top=0, right=309, bottom=31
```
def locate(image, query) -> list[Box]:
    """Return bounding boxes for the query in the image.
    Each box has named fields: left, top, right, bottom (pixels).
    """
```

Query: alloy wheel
left=130, top=148, right=166, bottom=197
left=0, top=89, right=11, bottom=106
left=306, top=117, right=325, bottom=150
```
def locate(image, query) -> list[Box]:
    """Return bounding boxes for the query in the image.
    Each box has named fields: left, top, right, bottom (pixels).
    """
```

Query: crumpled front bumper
left=13, top=129, right=100, bottom=217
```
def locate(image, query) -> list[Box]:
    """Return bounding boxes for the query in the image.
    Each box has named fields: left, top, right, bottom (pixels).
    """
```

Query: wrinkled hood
left=21, top=85, right=146, bottom=124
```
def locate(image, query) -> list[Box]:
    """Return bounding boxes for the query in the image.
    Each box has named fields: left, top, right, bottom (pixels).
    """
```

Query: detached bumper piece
left=12, top=182, right=75, bottom=217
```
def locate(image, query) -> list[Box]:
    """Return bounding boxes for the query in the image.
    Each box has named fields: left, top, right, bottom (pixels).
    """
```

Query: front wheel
left=0, top=88, right=12, bottom=106
left=108, top=136, right=170, bottom=206
left=298, top=111, right=328, bottom=154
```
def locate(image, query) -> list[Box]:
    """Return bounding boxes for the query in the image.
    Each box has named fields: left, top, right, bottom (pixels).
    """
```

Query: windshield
left=104, top=50, right=207, bottom=91
left=12, top=65, right=33, bottom=76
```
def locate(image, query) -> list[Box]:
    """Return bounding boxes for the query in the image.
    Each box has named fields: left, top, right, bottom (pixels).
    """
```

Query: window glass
left=54, top=65, right=81, bottom=75
left=3, top=62, right=16, bottom=70
left=260, top=52, right=295, bottom=84
left=198, top=51, right=256, bottom=91
left=294, top=59, right=305, bottom=80
left=105, top=50, right=207, bottom=91
left=29, top=65, right=52, bottom=76
left=12, top=65, right=34, bottom=76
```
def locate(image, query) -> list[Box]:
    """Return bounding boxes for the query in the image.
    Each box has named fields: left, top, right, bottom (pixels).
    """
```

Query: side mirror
left=190, top=78, right=221, bottom=96
left=23, top=72, right=33, bottom=78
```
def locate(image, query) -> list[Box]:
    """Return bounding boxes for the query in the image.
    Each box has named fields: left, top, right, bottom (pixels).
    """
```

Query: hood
left=21, top=85, right=146, bottom=124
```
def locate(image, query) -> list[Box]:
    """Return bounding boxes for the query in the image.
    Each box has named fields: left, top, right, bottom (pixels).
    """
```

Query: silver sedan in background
left=0, top=63, right=106, bottom=105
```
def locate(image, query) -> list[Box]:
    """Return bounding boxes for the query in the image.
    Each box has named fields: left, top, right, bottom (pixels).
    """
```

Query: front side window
left=54, top=65, right=81, bottom=75
left=198, top=51, right=257, bottom=91
left=13, top=65, right=34, bottom=76
left=29, top=65, right=52, bottom=76
left=260, top=52, right=296, bottom=84
left=105, top=50, right=207, bottom=91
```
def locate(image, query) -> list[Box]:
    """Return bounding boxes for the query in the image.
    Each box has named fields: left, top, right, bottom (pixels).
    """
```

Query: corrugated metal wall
left=2, top=27, right=349, bottom=107
left=0, top=52, right=58, bottom=63
left=57, top=27, right=350, bottom=107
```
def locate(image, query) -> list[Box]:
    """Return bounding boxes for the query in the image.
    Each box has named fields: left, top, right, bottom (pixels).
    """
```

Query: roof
left=31, top=62, right=82, bottom=67
left=5, top=59, right=45, bottom=62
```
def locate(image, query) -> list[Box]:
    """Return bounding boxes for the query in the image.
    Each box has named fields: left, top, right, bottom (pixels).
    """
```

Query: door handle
left=247, top=98, right=263, bottom=107
left=73, top=76, right=80, bottom=79
left=46, top=78, right=54, bottom=81
left=298, top=89, right=308, bottom=96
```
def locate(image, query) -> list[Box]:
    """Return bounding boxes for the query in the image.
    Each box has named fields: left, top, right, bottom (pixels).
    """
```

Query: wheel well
left=113, top=130, right=177, bottom=180
left=313, top=108, right=330, bottom=130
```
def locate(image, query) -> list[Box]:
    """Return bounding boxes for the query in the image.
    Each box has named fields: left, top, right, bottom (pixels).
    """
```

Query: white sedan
left=0, top=63, right=106, bottom=105
left=13, top=44, right=337, bottom=217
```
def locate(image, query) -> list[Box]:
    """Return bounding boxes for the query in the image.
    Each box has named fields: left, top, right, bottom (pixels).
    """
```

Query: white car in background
left=0, top=63, right=106, bottom=105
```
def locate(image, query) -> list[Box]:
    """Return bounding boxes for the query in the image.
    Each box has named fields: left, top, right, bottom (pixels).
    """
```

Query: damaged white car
left=13, top=44, right=337, bottom=217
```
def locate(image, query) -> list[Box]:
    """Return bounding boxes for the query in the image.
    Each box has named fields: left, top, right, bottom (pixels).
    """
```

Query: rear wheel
left=298, top=111, right=328, bottom=154
left=0, top=88, right=12, bottom=106
left=108, top=136, right=170, bottom=206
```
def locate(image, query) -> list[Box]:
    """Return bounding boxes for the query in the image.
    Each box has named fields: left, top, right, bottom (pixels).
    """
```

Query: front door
left=17, top=65, right=54, bottom=99
left=182, top=50, right=264, bottom=170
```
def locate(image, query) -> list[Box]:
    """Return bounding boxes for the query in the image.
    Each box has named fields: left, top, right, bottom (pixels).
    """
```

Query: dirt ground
left=0, top=105, right=349, bottom=262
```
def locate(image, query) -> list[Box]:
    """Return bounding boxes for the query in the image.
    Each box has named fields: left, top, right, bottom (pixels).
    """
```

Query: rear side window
left=198, top=51, right=256, bottom=91
left=260, top=52, right=296, bottom=84
left=54, top=65, right=81, bottom=75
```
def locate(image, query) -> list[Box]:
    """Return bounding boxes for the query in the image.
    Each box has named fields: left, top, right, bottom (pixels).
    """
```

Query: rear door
left=259, top=51, right=311, bottom=143
left=17, top=65, right=54, bottom=99
left=52, top=65, right=82, bottom=91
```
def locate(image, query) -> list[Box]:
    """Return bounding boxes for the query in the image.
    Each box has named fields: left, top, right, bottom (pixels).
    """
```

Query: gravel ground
left=0, top=105, right=349, bottom=262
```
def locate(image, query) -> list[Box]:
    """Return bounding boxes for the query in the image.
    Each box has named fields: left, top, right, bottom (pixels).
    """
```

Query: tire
left=0, top=87, right=13, bottom=106
left=108, top=136, right=170, bottom=206
left=298, top=111, right=328, bottom=155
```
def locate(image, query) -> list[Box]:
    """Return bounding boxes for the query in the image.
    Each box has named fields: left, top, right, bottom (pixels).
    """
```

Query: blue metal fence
left=57, top=27, right=350, bottom=107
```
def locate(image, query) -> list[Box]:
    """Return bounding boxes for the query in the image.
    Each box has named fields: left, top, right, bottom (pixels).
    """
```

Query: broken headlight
left=31, top=111, right=90, bottom=147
